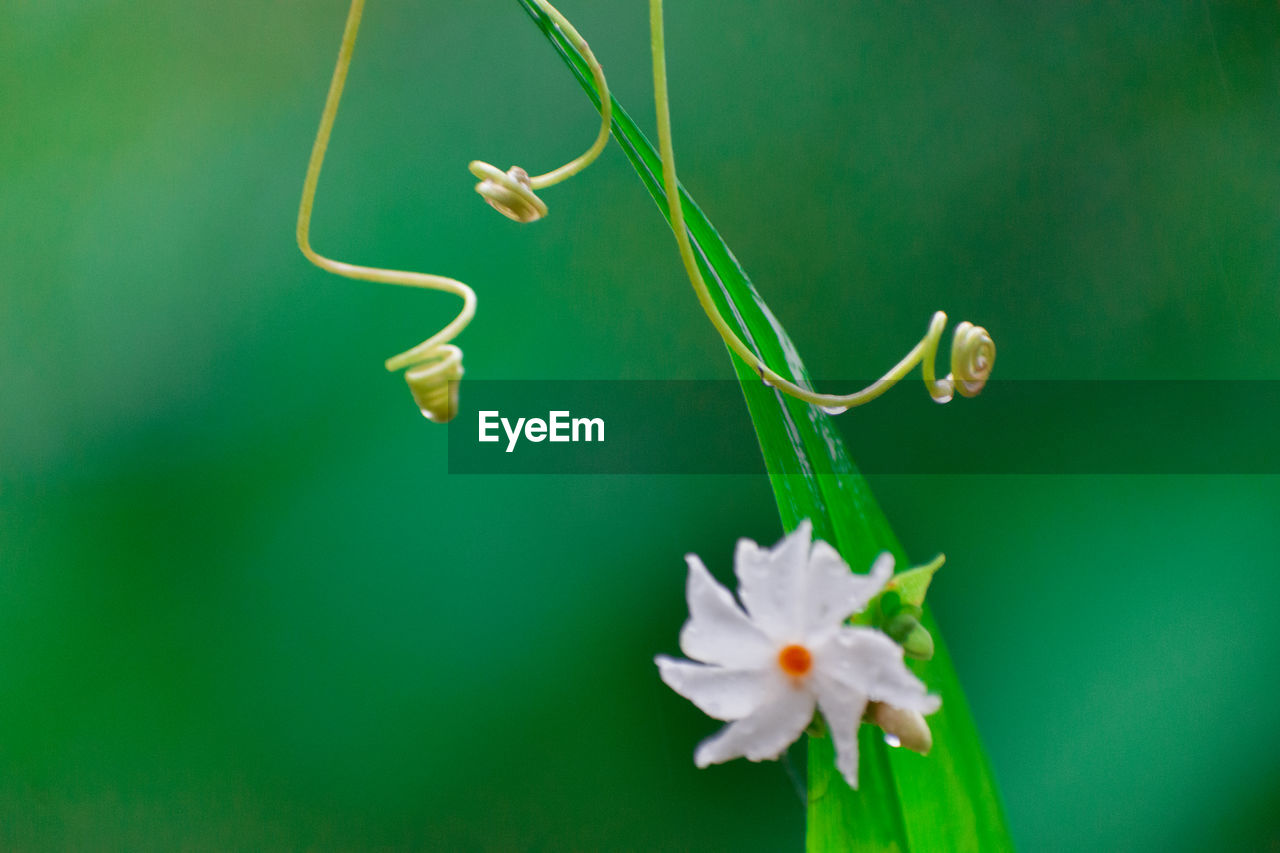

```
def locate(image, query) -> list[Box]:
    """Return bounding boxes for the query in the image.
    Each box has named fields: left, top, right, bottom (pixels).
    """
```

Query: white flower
left=655, top=520, right=941, bottom=790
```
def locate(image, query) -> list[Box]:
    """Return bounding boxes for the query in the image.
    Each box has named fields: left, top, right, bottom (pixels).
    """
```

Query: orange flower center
left=777, top=644, right=813, bottom=678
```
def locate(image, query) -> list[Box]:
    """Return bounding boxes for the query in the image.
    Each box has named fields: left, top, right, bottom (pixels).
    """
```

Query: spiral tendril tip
left=470, top=162, right=548, bottom=223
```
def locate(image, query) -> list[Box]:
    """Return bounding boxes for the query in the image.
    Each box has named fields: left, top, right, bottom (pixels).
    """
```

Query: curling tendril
left=648, top=0, right=995, bottom=413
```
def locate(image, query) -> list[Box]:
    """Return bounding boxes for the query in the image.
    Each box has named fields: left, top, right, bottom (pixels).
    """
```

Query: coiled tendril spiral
left=806, top=311, right=996, bottom=414
left=648, top=0, right=995, bottom=414
left=470, top=0, right=612, bottom=223
left=297, top=0, right=474, bottom=422
left=469, top=164, right=547, bottom=223
left=948, top=320, right=997, bottom=399
left=297, top=0, right=607, bottom=421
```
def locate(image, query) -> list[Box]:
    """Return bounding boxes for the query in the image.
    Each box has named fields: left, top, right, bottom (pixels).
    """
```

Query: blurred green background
left=2, top=1, right=1278, bottom=849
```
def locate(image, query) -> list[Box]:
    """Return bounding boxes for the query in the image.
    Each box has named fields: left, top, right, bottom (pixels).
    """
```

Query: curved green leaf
left=518, top=4, right=1013, bottom=850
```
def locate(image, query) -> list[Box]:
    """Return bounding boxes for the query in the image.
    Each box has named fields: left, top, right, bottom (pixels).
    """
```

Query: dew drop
left=819, top=404, right=850, bottom=415
left=883, top=733, right=901, bottom=748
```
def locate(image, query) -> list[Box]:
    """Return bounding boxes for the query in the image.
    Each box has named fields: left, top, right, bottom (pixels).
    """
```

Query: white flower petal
left=820, top=627, right=942, bottom=714
left=693, top=685, right=816, bottom=767
left=802, top=544, right=894, bottom=637
left=654, top=656, right=777, bottom=721
left=679, top=554, right=773, bottom=668
left=814, top=673, right=870, bottom=790
left=734, top=521, right=813, bottom=640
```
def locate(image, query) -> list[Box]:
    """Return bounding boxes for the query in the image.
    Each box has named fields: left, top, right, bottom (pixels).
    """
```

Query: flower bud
left=869, top=702, right=933, bottom=755
left=884, top=612, right=935, bottom=661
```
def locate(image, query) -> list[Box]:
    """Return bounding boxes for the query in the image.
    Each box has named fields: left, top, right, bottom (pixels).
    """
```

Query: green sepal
left=851, top=554, right=945, bottom=629
left=887, top=553, right=946, bottom=607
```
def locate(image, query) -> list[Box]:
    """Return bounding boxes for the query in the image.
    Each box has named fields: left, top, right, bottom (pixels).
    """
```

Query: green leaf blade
left=519, top=4, right=1014, bottom=850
